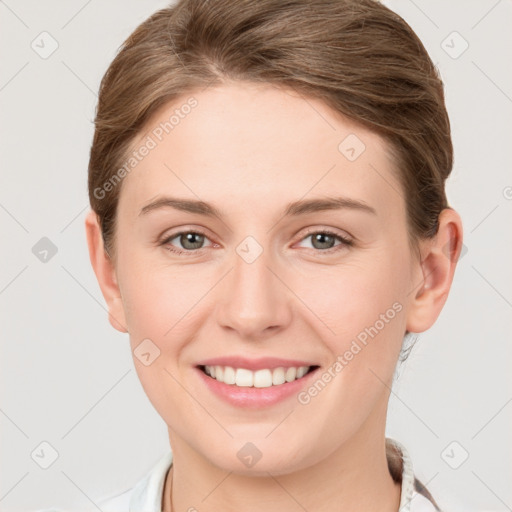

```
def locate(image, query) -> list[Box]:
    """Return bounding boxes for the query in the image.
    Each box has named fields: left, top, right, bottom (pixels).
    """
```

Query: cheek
left=119, top=256, right=204, bottom=340
left=293, top=264, right=406, bottom=419
left=118, top=259, right=205, bottom=416
left=291, top=252, right=408, bottom=399
left=292, top=250, right=408, bottom=338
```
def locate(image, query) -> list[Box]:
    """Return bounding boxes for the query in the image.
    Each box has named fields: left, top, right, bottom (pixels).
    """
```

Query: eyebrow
left=139, top=195, right=377, bottom=218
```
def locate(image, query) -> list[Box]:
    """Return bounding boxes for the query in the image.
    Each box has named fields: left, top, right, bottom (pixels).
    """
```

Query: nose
left=216, top=242, right=293, bottom=340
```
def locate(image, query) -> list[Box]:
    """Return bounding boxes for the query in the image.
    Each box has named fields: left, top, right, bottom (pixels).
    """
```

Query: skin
left=85, top=82, right=463, bottom=512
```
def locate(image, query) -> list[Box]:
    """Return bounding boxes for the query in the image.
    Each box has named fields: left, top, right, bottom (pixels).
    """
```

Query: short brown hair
left=88, top=0, right=453, bottom=263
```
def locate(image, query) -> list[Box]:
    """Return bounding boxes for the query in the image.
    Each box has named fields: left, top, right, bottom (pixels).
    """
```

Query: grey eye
left=176, top=232, right=206, bottom=250
left=309, top=232, right=337, bottom=250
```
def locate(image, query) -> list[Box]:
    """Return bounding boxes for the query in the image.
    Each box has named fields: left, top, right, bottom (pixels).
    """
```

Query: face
left=104, top=82, right=421, bottom=475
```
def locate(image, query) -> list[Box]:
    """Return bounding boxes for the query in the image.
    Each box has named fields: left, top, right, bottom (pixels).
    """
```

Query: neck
left=163, top=410, right=401, bottom=512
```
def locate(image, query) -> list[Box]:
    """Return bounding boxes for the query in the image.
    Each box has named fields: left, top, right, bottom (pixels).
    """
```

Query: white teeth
left=297, top=366, right=308, bottom=378
left=223, top=366, right=236, bottom=385
left=285, top=367, right=297, bottom=382
left=272, top=367, right=286, bottom=385
left=203, top=365, right=311, bottom=387
left=253, top=369, right=272, bottom=388
left=235, top=368, right=253, bottom=387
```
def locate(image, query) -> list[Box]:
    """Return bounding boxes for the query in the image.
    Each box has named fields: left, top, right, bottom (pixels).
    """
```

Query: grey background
left=1, top=1, right=511, bottom=511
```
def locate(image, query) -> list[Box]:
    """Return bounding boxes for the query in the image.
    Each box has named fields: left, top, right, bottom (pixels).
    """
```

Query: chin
left=201, top=437, right=317, bottom=477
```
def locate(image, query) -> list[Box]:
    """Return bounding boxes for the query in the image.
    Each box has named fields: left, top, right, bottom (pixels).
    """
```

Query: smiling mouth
left=198, top=364, right=320, bottom=388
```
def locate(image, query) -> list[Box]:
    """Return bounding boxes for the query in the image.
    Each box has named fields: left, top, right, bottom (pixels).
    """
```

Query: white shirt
left=38, top=438, right=440, bottom=511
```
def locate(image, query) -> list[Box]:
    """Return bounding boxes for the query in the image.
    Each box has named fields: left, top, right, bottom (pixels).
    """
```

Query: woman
left=83, top=0, right=463, bottom=510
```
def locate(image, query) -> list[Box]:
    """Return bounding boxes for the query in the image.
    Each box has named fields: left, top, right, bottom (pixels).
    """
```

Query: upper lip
left=196, top=356, right=318, bottom=371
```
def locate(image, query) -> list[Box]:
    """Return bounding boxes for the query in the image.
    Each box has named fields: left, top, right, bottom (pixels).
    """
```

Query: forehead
left=118, top=82, right=403, bottom=221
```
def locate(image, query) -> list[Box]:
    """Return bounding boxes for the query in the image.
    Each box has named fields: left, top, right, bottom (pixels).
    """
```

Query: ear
left=406, top=208, right=464, bottom=333
left=84, top=210, right=128, bottom=333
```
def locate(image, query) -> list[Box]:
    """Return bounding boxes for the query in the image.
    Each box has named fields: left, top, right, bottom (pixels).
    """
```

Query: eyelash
left=159, top=228, right=353, bottom=256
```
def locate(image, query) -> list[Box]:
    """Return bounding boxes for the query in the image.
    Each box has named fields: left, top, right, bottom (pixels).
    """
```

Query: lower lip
left=195, top=367, right=319, bottom=408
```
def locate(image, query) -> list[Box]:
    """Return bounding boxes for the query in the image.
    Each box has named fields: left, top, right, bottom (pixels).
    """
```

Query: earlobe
left=84, top=210, right=129, bottom=334
left=405, top=208, right=464, bottom=334
left=109, top=297, right=129, bottom=333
